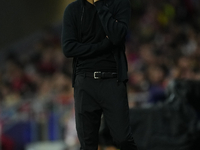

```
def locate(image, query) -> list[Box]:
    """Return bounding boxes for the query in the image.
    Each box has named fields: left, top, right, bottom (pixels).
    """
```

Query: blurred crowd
left=127, top=0, right=200, bottom=107
left=0, top=30, right=73, bottom=108
left=0, top=0, right=200, bottom=149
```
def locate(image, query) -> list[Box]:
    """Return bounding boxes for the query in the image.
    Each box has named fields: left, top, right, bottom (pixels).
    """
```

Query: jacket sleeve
left=61, top=4, right=112, bottom=58
left=95, top=0, right=131, bottom=45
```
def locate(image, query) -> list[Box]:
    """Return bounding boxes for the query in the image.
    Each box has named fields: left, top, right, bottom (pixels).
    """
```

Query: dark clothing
left=74, top=74, right=137, bottom=150
left=62, top=0, right=137, bottom=149
left=62, top=0, right=131, bottom=87
left=76, top=1, right=116, bottom=73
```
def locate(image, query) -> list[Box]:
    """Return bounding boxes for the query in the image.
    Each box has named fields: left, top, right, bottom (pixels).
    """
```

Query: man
left=62, top=0, right=137, bottom=150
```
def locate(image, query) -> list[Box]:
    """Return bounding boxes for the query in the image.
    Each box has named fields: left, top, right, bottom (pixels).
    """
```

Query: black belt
left=83, top=71, right=117, bottom=79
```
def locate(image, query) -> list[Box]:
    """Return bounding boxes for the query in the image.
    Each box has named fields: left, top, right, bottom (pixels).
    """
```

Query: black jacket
left=62, top=0, right=131, bottom=87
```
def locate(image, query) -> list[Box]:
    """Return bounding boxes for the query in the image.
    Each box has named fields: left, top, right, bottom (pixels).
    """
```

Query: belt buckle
left=94, top=71, right=101, bottom=79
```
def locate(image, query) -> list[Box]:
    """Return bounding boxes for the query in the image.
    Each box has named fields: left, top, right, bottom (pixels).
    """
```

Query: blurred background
left=0, top=0, right=200, bottom=150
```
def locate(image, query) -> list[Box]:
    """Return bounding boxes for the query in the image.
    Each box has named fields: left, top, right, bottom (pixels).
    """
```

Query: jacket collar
left=77, top=0, right=86, bottom=5
left=78, top=0, right=111, bottom=6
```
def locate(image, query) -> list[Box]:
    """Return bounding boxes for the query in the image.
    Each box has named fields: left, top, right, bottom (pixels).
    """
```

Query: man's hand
left=94, top=0, right=99, bottom=3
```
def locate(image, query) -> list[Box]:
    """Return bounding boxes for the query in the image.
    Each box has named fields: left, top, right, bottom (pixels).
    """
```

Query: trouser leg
left=99, top=79, right=137, bottom=150
left=74, top=75, right=137, bottom=150
left=74, top=75, right=102, bottom=150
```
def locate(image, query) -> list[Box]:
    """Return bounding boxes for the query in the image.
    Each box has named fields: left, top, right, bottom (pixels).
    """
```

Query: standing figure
left=62, top=0, right=137, bottom=149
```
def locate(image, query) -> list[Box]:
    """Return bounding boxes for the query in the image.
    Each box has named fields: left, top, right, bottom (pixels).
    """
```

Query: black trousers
left=74, top=74, right=137, bottom=150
